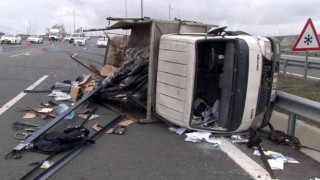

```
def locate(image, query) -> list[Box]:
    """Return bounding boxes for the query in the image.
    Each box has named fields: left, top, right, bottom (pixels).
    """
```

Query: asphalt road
left=0, top=40, right=319, bottom=180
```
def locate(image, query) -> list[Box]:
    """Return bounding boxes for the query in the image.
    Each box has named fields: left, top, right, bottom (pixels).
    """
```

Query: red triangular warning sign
left=292, top=18, right=320, bottom=51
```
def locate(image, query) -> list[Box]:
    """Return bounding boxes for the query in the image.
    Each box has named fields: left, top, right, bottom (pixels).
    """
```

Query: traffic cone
left=27, top=40, right=31, bottom=47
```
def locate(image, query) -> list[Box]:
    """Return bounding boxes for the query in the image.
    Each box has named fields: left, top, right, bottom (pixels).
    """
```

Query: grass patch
left=277, top=74, right=320, bottom=128
left=277, top=74, right=320, bottom=102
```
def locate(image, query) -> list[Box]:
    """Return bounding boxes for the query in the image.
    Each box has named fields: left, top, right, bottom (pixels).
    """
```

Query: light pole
left=29, top=19, right=37, bottom=35
left=169, top=5, right=171, bottom=20
left=73, top=4, right=75, bottom=33
left=124, top=0, right=128, bottom=35
left=125, top=0, right=127, bottom=18
left=169, top=5, right=179, bottom=20
left=72, top=1, right=81, bottom=33
left=141, top=0, right=143, bottom=18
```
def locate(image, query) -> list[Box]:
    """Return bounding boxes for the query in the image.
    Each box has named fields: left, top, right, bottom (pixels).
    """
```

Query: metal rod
left=80, top=107, right=98, bottom=127
left=33, top=115, right=124, bottom=180
left=169, top=5, right=171, bottom=20
left=83, top=28, right=109, bottom=32
left=288, top=113, right=296, bottom=136
left=257, top=145, right=276, bottom=179
left=10, top=85, right=102, bottom=151
left=106, top=17, right=147, bottom=21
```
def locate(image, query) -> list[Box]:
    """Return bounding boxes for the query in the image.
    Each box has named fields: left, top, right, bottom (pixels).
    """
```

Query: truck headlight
left=256, top=37, right=272, bottom=61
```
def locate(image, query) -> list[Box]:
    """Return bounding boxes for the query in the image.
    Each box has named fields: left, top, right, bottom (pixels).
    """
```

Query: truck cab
left=155, top=32, right=280, bottom=132
left=98, top=19, right=279, bottom=133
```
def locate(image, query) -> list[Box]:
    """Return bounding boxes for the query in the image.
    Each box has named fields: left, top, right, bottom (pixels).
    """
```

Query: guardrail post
left=283, top=59, right=287, bottom=76
left=287, top=113, right=296, bottom=136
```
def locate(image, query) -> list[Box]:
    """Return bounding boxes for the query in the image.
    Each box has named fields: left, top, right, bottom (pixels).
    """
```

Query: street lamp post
left=169, top=5, right=179, bottom=20
left=73, top=4, right=75, bottom=33
left=141, top=0, right=143, bottom=18
left=125, top=0, right=127, bottom=18
left=72, top=1, right=81, bottom=33
left=29, top=19, right=36, bottom=35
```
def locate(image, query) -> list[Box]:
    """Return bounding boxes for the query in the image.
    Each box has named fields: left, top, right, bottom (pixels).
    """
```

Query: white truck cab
left=155, top=32, right=280, bottom=133
left=49, top=28, right=63, bottom=41
left=98, top=19, right=280, bottom=133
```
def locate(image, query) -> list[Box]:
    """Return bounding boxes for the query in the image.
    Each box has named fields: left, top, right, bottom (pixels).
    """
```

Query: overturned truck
left=95, top=18, right=280, bottom=133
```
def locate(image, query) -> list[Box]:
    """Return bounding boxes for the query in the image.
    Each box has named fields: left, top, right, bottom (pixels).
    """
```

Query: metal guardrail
left=280, top=58, right=320, bottom=75
left=275, top=91, right=320, bottom=136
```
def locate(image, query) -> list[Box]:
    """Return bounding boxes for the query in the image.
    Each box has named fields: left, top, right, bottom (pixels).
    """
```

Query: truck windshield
left=50, top=33, right=58, bottom=36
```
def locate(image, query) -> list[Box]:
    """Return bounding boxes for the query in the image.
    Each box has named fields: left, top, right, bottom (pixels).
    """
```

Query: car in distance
left=1, top=33, right=22, bottom=44
left=69, top=33, right=84, bottom=44
left=73, top=37, right=86, bottom=46
left=27, top=35, right=43, bottom=44
left=64, top=35, right=71, bottom=42
left=96, top=37, right=108, bottom=48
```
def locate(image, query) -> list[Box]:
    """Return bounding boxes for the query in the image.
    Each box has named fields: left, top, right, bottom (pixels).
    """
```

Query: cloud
left=0, top=0, right=320, bottom=36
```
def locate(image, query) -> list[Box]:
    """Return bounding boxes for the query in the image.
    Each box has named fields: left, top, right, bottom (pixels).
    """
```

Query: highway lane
left=0, top=40, right=319, bottom=179
left=281, top=54, right=320, bottom=79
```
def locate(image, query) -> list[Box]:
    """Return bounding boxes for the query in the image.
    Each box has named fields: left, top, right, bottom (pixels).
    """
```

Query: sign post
left=292, top=18, right=320, bottom=85
left=304, top=51, right=309, bottom=84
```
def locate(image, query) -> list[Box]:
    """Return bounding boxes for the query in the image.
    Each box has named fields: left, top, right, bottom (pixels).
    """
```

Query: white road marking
left=220, top=138, right=271, bottom=180
left=279, top=71, right=320, bottom=80
left=10, top=52, right=32, bottom=57
left=0, top=75, right=48, bottom=116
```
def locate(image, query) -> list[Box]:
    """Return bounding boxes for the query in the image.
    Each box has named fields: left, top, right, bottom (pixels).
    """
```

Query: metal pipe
left=288, top=113, right=296, bottom=136
left=277, top=91, right=320, bottom=110
left=73, top=4, right=75, bottom=33
left=33, top=115, right=125, bottom=180
left=10, top=85, right=102, bottom=151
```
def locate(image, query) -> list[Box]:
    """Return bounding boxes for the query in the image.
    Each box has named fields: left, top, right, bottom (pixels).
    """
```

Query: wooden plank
left=157, top=72, right=187, bottom=89
left=158, top=49, right=188, bottom=64
left=158, top=61, right=188, bottom=77
left=156, top=93, right=184, bottom=113
left=156, top=82, right=186, bottom=101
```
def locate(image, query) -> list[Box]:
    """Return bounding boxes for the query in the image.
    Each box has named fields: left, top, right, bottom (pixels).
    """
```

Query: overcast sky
left=0, top=0, right=319, bottom=36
